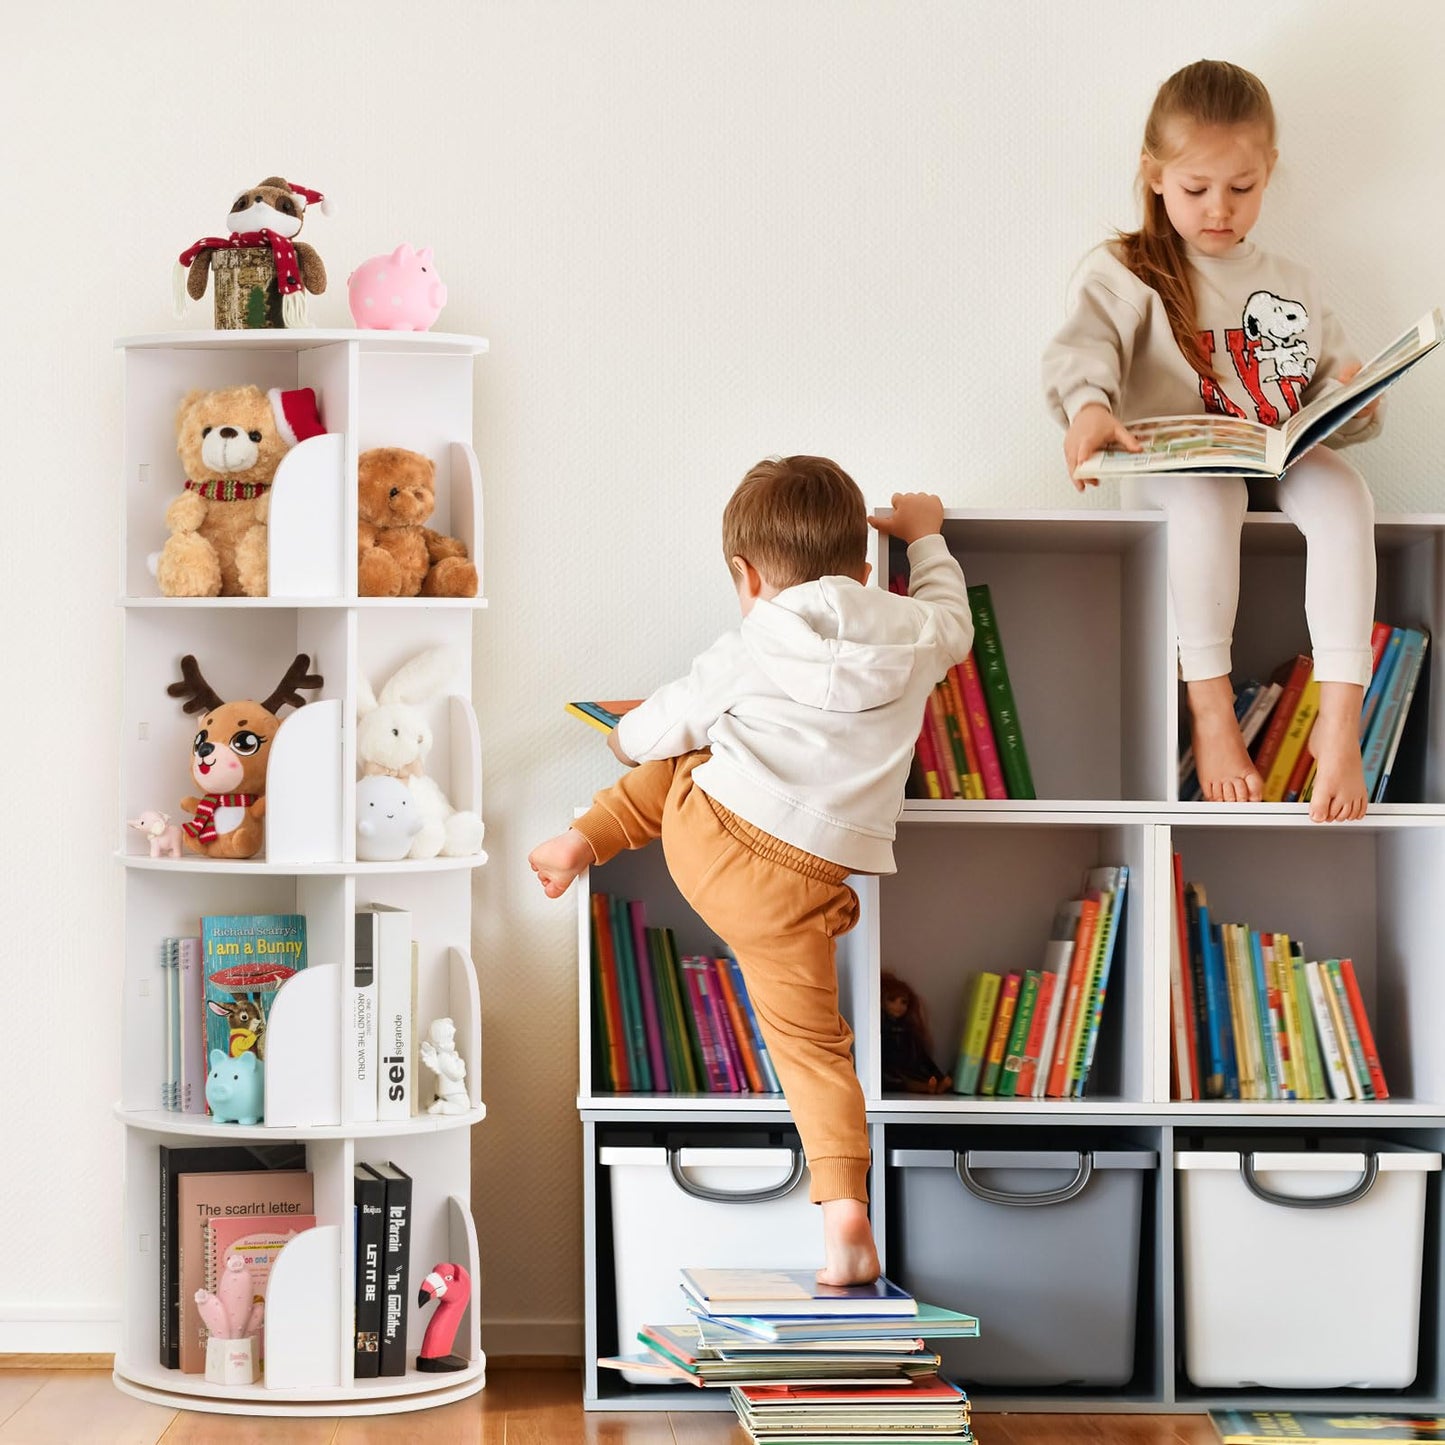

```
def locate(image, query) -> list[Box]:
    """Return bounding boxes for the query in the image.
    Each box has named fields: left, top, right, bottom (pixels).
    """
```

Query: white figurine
left=420, top=1017, right=469, bottom=1115
left=355, top=774, right=426, bottom=861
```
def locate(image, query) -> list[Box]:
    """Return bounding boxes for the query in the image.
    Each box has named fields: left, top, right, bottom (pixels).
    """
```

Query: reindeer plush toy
left=168, top=654, right=323, bottom=859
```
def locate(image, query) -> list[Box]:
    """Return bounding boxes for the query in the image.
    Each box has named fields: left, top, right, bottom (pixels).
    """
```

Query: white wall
left=2, top=0, right=1442, bottom=1356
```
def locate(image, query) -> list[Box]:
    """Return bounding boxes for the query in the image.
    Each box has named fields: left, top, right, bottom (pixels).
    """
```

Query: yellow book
left=1263, top=677, right=1321, bottom=801
left=952, top=973, right=1001, bottom=1095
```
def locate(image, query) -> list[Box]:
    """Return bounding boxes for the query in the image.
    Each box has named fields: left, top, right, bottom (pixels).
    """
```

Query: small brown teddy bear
left=357, top=448, right=478, bottom=598
left=156, top=385, right=324, bottom=597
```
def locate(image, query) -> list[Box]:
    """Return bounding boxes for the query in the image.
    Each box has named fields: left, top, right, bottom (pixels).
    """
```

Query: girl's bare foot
left=1187, top=675, right=1263, bottom=802
left=1308, top=681, right=1368, bottom=823
left=817, top=1198, right=880, bottom=1286
left=527, top=828, right=596, bottom=898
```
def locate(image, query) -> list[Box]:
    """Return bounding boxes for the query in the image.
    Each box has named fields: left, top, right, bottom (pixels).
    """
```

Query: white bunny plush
left=356, top=646, right=485, bottom=860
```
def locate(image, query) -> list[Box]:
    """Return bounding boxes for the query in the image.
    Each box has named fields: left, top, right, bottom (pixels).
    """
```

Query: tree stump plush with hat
left=175, top=177, right=331, bottom=329
left=156, top=385, right=325, bottom=597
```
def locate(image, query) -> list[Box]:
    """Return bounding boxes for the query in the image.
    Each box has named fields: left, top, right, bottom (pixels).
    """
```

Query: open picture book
left=565, top=700, right=640, bottom=734
left=1076, top=307, right=1443, bottom=480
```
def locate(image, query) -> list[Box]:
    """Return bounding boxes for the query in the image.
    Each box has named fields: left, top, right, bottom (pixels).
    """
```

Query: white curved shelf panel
left=267, top=434, right=346, bottom=597
left=447, top=1192, right=484, bottom=1367
left=264, top=965, right=342, bottom=1128
left=265, top=699, right=345, bottom=865
left=450, top=440, right=485, bottom=596
left=450, top=693, right=485, bottom=817
left=449, top=946, right=484, bottom=1110
left=264, top=1224, right=342, bottom=1389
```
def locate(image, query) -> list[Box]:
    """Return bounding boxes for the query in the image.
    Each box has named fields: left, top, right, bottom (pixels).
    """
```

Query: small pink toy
left=347, top=245, right=447, bottom=331
left=127, top=809, right=184, bottom=859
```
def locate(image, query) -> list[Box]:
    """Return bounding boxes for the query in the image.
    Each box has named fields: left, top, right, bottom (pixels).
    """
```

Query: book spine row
left=1169, top=858, right=1389, bottom=1102
left=948, top=867, right=1128, bottom=1101
left=898, top=577, right=1031, bottom=801
left=590, top=892, right=780, bottom=1095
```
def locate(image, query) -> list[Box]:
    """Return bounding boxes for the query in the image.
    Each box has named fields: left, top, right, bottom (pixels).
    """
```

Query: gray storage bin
left=889, top=1145, right=1156, bottom=1387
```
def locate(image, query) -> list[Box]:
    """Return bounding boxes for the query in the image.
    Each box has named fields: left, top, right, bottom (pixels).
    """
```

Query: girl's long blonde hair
left=1116, top=60, right=1276, bottom=376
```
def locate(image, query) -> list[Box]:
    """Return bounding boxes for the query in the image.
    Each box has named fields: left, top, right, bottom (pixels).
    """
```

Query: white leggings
left=1120, top=446, right=1377, bottom=687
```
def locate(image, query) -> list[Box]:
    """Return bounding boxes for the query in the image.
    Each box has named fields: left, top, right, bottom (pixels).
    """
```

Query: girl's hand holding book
left=1065, top=403, right=1142, bottom=489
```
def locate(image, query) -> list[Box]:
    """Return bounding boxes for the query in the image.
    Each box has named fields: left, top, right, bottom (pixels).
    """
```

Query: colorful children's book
left=1075, top=308, right=1443, bottom=480
left=679, top=1268, right=917, bottom=1319
left=565, top=700, right=641, bottom=733
left=200, top=914, right=307, bottom=1117
left=692, top=1299, right=979, bottom=1342
left=978, top=972, right=1021, bottom=1096
left=967, top=582, right=1035, bottom=799
left=951, top=971, right=1001, bottom=1096
left=1211, top=1411, right=1445, bottom=1443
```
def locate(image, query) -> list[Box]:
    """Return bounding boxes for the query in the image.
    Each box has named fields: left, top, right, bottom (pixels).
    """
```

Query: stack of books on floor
left=1169, top=856, right=1389, bottom=1102
left=949, top=863, right=1128, bottom=1099
left=1178, top=622, right=1430, bottom=803
left=591, top=892, right=782, bottom=1095
left=902, top=580, right=1035, bottom=801
left=600, top=1267, right=978, bottom=1441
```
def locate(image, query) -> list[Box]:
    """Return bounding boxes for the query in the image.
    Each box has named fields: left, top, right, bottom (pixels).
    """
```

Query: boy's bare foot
left=1308, top=681, right=1368, bottom=823
left=527, top=828, right=596, bottom=898
left=1187, top=675, right=1263, bottom=803
left=817, top=1198, right=880, bottom=1286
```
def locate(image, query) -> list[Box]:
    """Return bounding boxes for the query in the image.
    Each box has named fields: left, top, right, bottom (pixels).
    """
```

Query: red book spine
left=591, top=892, right=631, bottom=1091
left=1046, top=898, right=1100, bottom=1097
left=1172, top=852, right=1200, bottom=1100
left=705, top=958, right=749, bottom=1092
left=1014, top=970, right=1057, bottom=1096
left=1252, top=655, right=1312, bottom=777
left=681, top=960, right=728, bottom=1091
left=629, top=899, right=671, bottom=1092
left=945, top=666, right=982, bottom=795
left=714, top=959, right=765, bottom=1092
left=1338, top=958, right=1389, bottom=1100
left=924, top=688, right=958, bottom=798
left=959, top=653, right=1008, bottom=799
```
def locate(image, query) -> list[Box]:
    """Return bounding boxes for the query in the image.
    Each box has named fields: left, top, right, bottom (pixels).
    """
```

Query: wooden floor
left=0, top=1366, right=1221, bottom=1444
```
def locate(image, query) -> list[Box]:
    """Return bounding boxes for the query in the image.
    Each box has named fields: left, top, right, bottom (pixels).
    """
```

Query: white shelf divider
left=264, top=1225, right=343, bottom=1390
left=265, top=699, right=345, bottom=865
left=264, top=965, right=342, bottom=1127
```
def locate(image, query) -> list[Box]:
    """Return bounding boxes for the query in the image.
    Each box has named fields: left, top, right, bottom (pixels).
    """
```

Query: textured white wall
left=2, top=0, right=1442, bottom=1354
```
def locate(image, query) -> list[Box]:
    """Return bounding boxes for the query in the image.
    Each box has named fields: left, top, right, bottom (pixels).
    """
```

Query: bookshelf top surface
left=115, top=1103, right=487, bottom=1139
left=117, top=850, right=490, bottom=875
left=116, top=329, right=489, bottom=356
left=897, top=800, right=1445, bottom=829
left=118, top=596, right=490, bottom=611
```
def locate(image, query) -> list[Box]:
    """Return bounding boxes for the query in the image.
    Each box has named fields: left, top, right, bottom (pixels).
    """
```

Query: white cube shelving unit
left=578, top=508, right=1445, bottom=1414
left=113, top=330, right=489, bottom=1418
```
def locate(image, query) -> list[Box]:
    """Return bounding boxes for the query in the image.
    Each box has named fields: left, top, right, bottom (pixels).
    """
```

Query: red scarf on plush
left=184, top=478, right=268, bottom=501
left=177, top=230, right=302, bottom=294
left=184, top=793, right=258, bottom=843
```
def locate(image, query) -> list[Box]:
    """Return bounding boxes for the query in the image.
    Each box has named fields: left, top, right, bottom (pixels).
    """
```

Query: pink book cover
left=178, top=938, right=207, bottom=1115
left=204, top=1213, right=317, bottom=1362
left=681, top=959, right=730, bottom=1091
left=628, top=900, right=671, bottom=1092
left=177, top=1170, right=313, bottom=1373
left=955, top=658, right=1007, bottom=799
left=706, top=957, right=752, bottom=1093
left=696, top=962, right=742, bottom=1091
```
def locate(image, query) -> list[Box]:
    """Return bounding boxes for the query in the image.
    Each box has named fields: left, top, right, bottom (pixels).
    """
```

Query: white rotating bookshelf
left=112, top=329, right=490, bottom=1418
left=577, top=507, right=1445, bottom=1415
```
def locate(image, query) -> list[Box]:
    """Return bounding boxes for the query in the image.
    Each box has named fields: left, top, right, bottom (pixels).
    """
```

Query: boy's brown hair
left=722, top=455, right=868, bottom=589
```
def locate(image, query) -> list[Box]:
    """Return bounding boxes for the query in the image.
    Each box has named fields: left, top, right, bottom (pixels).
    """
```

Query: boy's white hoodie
left=615, top=535, right=973, bottom=874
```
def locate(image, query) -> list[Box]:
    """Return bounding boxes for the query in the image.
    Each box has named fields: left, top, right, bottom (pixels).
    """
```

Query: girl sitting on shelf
left=1042, top=59, right=1382, bottom=822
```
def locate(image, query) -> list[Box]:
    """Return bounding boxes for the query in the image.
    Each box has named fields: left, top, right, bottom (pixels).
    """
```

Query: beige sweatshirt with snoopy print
left=1041, top=239, right=1381, bottom=446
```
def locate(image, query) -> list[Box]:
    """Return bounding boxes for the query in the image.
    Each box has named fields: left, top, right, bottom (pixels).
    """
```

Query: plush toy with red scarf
left=156, top=384, right=325, bottom=597
left=175, top=177, right=331, bottom=328
left=169, top=654, right=324, bottom=860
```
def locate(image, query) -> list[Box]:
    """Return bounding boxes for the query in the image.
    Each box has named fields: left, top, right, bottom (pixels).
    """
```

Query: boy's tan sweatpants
left=573, top=750, right=869, bottom=1204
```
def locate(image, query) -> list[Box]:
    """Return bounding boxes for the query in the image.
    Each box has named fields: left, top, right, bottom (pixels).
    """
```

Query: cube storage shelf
left=113, top=330, right=490, bottom=1419
left=578, top=508, right=1445, bottom=1413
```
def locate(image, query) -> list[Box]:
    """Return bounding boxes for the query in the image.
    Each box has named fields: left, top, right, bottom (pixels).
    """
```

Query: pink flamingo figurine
left=416, top=1261, right=471, bottom=1372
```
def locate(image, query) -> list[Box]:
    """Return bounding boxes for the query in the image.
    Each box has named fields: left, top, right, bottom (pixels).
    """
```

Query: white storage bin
left=1177, top=1143, right=1441, bottom=1389
left=601, top=1142, right=818, bottom=1384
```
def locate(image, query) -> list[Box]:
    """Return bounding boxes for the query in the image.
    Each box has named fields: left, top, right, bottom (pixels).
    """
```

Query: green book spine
left=996, top=971, right=1040, bottom=1098
left=610, top=897, right=651, bottom=1091
left=953, top=972, right=1001, bottom=1095
left=662, top=928, right=706, bottom=1092
left=1325, top=958, right=1374, bottom=1100
left=967, top=583, right=1035, bottom=799
left=646, top=927, right=685, bottom=1095
left=1291, top=950, right=1327, bottom=1100
left=590, top=924, right=614, bottom=1090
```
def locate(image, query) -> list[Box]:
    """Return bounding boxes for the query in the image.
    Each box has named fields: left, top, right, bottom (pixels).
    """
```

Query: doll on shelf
left=880, top=970, right=953, bottom=1093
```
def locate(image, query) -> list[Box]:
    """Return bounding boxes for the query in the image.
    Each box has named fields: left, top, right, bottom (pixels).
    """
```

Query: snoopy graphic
left=1242, top=289, right=1314, bottom=383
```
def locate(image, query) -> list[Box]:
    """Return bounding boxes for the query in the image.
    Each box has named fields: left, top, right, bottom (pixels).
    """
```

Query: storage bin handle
left=1240, top=1152, right=1379, bottom=1210
left=956, top=1151, right=1094, bottom=1207
left=666, top=1147, right=807, bottom=1203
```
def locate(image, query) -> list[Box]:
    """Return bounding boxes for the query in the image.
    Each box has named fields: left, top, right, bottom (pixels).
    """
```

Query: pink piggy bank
left=347, top=245, right=448, bottom=331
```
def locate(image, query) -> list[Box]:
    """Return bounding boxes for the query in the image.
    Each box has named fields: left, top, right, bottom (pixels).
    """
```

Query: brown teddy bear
left=156, top=385, right=324, bottom=597
left=357, top=448, right=478, bottom=598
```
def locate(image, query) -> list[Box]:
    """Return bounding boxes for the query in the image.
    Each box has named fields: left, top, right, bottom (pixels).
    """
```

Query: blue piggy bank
left=206, top=1048, right=264, bottom=1125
